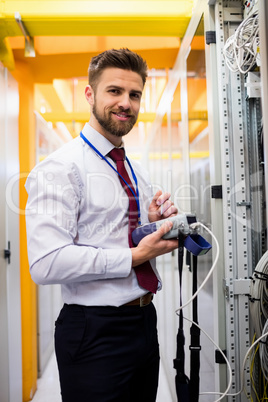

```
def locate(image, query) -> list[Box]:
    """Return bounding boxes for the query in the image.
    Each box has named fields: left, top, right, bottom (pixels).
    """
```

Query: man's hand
left=148, top=190, right=177, bottom=222
left=131, top=220, right=178, bottom=267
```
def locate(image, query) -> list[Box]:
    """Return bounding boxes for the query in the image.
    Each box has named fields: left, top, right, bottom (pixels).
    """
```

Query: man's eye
left=109, top=89, right=120, bottom=94
left=130, top=93, right=141, bottom=100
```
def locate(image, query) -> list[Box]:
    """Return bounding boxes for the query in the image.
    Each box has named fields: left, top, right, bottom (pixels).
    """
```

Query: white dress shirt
left=25, top=123, right=161, bottom=306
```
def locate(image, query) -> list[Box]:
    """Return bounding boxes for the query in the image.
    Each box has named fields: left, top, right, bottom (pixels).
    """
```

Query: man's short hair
left=88, top=48, right=148, bottom=90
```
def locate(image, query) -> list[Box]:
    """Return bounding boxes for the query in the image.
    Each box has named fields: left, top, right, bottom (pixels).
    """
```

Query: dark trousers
left=54, top=302, right=160, bottom=402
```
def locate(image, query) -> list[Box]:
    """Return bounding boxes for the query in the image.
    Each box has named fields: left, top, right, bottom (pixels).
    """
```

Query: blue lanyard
left=80, top=132, right=141, bottom=225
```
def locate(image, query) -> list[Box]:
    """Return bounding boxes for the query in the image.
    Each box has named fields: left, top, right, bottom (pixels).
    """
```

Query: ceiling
left=0, top=0, right=195, bottom=73
left=0, top=0, right=208, bottom=144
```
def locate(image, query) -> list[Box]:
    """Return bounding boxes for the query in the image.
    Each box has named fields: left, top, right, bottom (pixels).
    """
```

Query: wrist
left=131, top=247, right=149, bottom=267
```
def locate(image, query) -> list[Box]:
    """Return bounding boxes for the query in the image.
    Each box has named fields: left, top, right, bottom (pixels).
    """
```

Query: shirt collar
left=81, top=123, right=125, bottom=157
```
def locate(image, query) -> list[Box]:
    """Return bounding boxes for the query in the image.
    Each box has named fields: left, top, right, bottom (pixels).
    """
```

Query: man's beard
left=92, top=103, right=137, bottom=137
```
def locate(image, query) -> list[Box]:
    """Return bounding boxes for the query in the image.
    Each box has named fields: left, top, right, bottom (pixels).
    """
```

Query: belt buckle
left=140, top=296, right=147, bottom=307
left=139, top=293, right=152, bottom=307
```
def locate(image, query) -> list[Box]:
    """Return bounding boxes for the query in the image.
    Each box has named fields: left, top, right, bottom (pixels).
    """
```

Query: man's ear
left=85, top=85, right=94, bottom=105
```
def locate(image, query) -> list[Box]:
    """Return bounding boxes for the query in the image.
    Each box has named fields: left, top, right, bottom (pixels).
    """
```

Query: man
left=25, top=48, right=178, bottom=402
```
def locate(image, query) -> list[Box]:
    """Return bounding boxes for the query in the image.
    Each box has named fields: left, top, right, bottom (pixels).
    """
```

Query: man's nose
left=117, top=93, right=131, bottom=110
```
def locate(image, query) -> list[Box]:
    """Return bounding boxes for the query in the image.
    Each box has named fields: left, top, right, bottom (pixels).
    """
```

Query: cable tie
left=249, top=297, right=261, bottom=303
left=255, top=276, right=268, bottom=282
left=254, top=270, right=268, bottom=279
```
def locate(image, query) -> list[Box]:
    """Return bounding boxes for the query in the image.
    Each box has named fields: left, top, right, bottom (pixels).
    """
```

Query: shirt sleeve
left=25, top=158, right=132, bottom=285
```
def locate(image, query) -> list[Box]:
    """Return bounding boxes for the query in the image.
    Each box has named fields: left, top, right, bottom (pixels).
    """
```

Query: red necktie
left=108, top=148, right=158, bottom=294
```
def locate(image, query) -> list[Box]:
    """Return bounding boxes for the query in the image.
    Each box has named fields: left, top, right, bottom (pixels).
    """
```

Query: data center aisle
left=31, top=351, right=173, bottom=402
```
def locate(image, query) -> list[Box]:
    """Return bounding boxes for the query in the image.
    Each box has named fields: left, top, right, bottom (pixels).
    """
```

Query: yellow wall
left=12, top=61, right=37, bottom=402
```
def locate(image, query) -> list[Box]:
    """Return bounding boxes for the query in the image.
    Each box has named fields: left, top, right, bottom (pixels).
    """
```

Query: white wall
left=0, top=63, right=22, bottom=402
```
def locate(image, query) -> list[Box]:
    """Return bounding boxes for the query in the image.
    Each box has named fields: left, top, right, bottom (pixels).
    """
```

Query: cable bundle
left=250, top=250, right=268, bottom=339
left=259, top=320, right=268, bottom=382
left=223, top=12, right=259, bottom=74
left=249, top=250, right=268, bottom=398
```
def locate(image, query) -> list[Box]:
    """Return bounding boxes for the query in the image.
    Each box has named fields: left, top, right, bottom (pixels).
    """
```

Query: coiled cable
left=223, top=11, right=259, bottom=74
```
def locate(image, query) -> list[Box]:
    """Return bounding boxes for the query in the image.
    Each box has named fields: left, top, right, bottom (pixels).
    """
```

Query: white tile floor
left=32, top=353, right=60, bottom=402
left=31, top=351, right=173, bottom=402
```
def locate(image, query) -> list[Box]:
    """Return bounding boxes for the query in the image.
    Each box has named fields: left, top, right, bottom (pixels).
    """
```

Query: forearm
left=30, top=244, right=132, bottom=285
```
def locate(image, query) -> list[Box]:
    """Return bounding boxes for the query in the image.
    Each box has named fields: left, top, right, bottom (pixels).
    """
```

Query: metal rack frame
left=214, top=2, right=251, bottom=400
